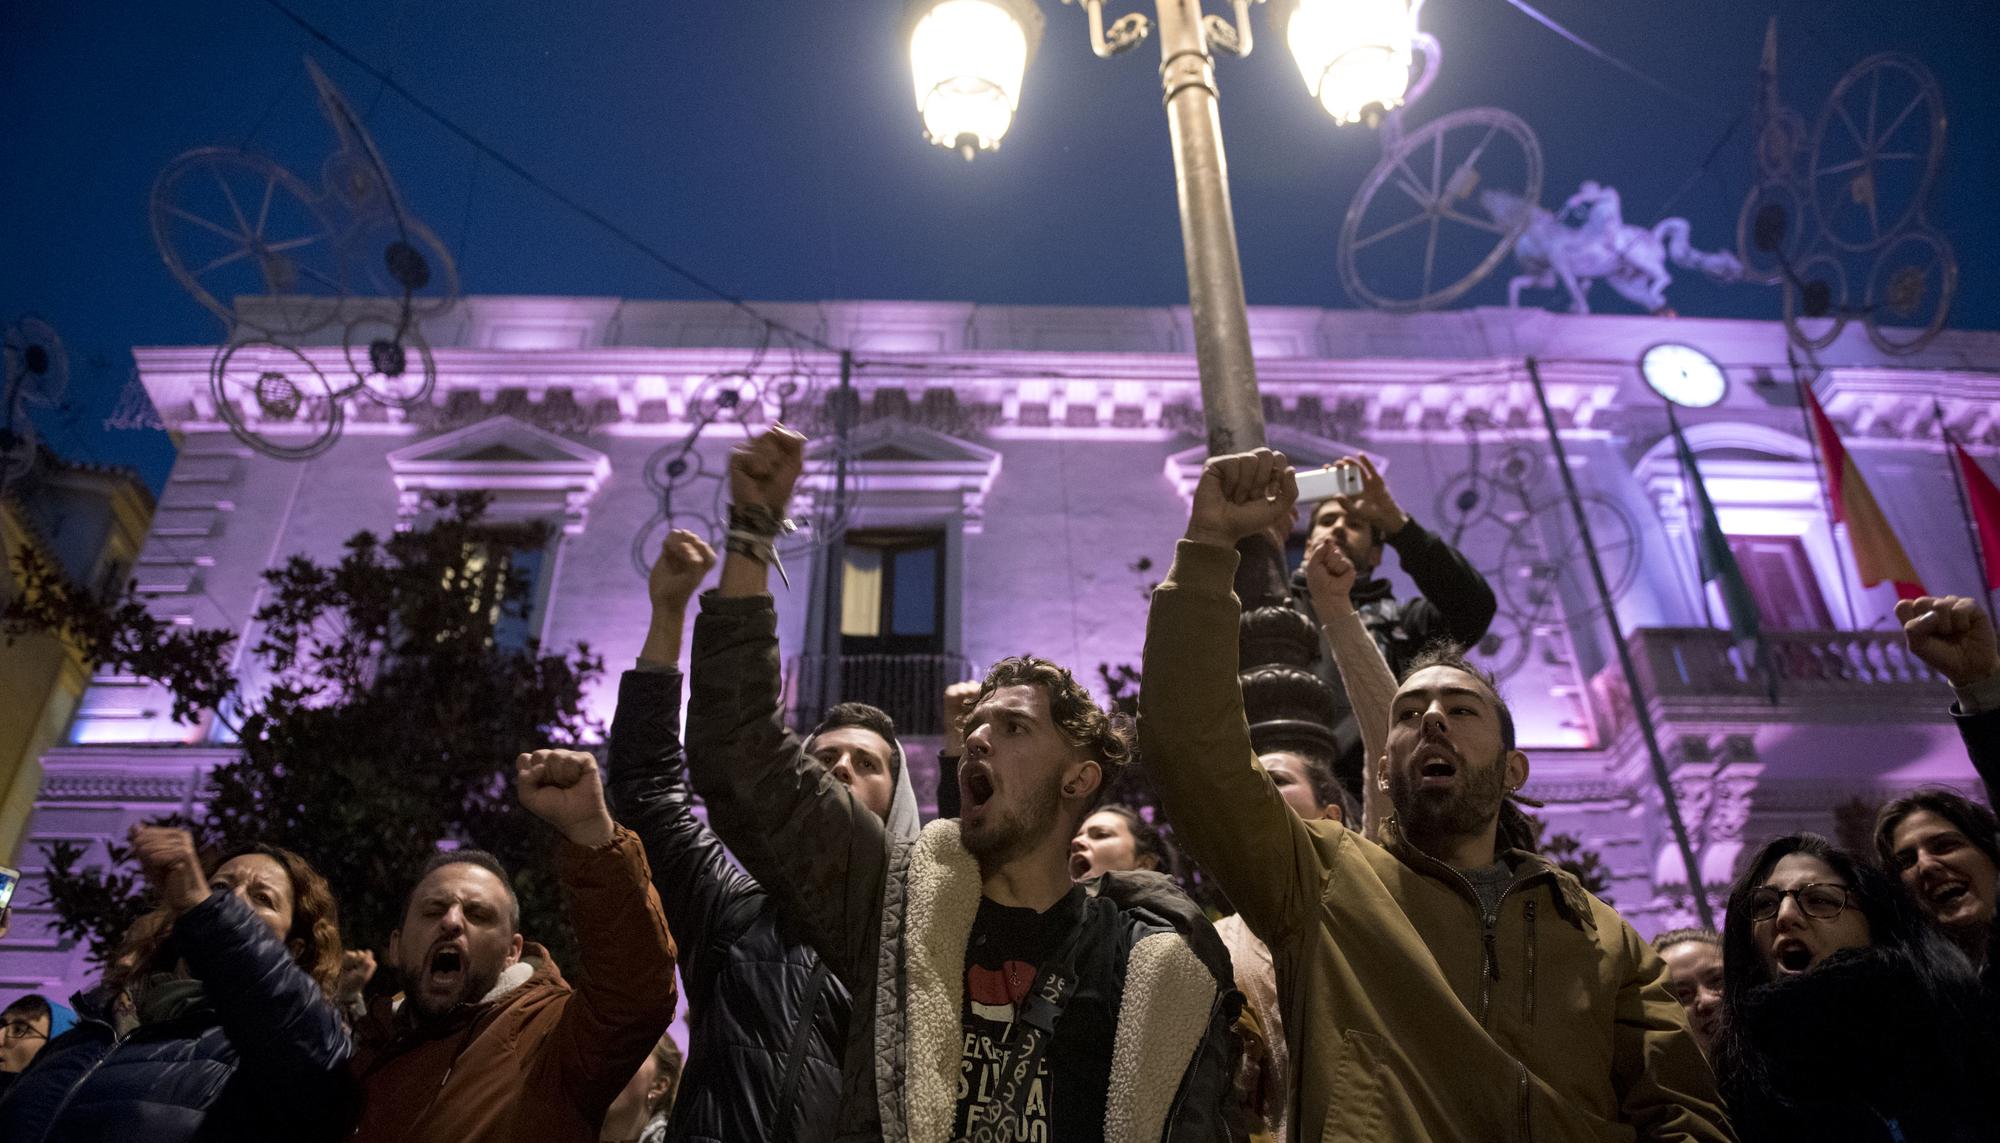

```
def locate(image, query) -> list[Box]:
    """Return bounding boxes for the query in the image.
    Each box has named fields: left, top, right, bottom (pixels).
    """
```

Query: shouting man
left=685, top=426, right=1240, bottom=1143
left=1142, top=447, right=1731, bottom=1143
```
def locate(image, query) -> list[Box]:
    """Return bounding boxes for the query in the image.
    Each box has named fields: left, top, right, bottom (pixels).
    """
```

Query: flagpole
left=1937, top=398, right=2000, bottom=623
left=1788, top=349, right=1863, bottom=629
left=1527, top=359, right=1713, bottom=928
left=1665, top=404, right=1719, bottom=631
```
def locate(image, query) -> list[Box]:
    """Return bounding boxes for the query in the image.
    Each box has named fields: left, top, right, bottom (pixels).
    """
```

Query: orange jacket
left=349, top=826, right=677, bottom=1143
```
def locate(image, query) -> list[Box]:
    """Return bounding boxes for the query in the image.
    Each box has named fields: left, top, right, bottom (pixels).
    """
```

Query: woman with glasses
left=1712, top=832, right=1996, bottom=1142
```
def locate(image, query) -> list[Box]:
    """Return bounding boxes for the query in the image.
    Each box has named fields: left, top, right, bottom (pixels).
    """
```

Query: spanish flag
left=1802, top=385, right=1927, bottom=599
left=1954, top=442, right=2000, bottom=590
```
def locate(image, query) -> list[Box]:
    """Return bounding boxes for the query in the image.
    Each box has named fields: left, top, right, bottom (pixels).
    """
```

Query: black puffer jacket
left=1719, top=944, right=1998, bottom=1143
left=606, top=666, right=920, bottom=1143
left=0, top=889, right=354, bottom=1143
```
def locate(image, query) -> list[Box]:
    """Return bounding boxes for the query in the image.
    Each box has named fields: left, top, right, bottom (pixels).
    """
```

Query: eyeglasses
left=1747, top=883, right=1854, bottom=922
left=1, top=1020, right=46, bottom=1042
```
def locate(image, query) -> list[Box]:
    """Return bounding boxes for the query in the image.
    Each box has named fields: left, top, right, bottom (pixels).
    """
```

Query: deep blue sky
left=4, top=1, right=1994, bottom=491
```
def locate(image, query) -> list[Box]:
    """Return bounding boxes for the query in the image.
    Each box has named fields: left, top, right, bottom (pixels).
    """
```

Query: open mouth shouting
left=1068, top=846, right=1093, bottom=881
left=424, top=942, right=468, bottom=995
left=1924, top=878, right=1974, bottom=917
left=959, top=760, right=997, bottom=819
left=1413, top=742, right=1460, bottom=789
left=1770, top=937, right=1815, bottom=976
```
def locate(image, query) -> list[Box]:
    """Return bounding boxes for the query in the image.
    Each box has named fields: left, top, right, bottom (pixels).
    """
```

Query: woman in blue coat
left=0, top=826, right=355, bottom=1142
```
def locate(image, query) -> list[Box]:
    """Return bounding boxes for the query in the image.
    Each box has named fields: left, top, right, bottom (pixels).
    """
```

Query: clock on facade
left=1640, top=343, right=1728, bottom=408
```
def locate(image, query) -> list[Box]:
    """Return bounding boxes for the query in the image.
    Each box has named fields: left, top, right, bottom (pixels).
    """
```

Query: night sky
left=4, top=1, right=1994, bottom=492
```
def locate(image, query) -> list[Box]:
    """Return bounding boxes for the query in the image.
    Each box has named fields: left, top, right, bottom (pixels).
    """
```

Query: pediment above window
left=387, top=415, right=610, bottom=533
left=799, top=422, right=1002, bottom=532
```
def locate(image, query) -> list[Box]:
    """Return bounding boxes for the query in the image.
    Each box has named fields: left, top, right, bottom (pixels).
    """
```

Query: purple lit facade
left=3, top=296, right=1994, bottom=999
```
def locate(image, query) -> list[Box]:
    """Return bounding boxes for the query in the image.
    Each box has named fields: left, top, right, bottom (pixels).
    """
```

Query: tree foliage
left=4, top=494, right=603, bottom=970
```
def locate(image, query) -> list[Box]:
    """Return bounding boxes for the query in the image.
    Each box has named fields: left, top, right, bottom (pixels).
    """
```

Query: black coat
left=1720, top=944, right=1998, bottom=1143
left=1291, top=516, right=1497, bottom=773
left=1952, top=699, right=2000, bottom=990
left=605, top=667, right=848, bottom=1143
left=0, top=890, right=353, bottom=1143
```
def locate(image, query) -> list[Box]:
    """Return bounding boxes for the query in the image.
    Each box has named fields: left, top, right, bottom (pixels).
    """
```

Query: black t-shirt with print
left=953, top=884, right=1130, bottom=1143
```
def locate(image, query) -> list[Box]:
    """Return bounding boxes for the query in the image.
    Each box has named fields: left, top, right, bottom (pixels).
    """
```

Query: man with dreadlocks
left=1141, top=446, right=1731, bottom=1143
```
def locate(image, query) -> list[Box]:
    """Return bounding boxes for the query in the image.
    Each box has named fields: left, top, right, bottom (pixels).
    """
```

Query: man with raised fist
left=351, top=747, right=678, bottom=1143
left=685, top=426, right=1240, bottom=1143
left=1142, top=446, right=1729, bottom=1143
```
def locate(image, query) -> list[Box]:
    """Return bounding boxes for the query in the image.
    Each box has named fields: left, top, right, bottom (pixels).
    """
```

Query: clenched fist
left=516, top=749, right=617, bottom=848
left=130, top=826, right=210, bottom=916
left=650, top=529, right=718, bottom=612
left=1304, top=535, right=1359, bottom=620
left=1186, top=448, right=1299, bottom=550
left=729, top=426, right=807, bottom=515
left=941, top=680, right=982, bottom=757
left=1897, top=595, right=2000, bottom=688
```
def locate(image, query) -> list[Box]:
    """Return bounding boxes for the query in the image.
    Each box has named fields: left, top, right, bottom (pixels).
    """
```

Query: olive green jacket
left=1140, top=540, right=1733, bottom=1143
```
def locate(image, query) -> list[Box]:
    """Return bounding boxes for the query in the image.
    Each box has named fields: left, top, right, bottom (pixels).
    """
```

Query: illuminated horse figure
left=1481, top=181, right=1744, bottom=314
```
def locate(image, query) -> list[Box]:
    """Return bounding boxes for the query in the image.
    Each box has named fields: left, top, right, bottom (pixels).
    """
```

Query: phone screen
left=0, top=866, right=18, bottom=911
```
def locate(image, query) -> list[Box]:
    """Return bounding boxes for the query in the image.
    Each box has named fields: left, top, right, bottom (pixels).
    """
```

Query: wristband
left=726, top=530, right=792, bottom=590
left=728, top=503, right=795, bottom=541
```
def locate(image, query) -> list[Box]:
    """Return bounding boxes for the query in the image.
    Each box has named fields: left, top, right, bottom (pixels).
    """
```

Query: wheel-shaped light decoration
left=1783, top=251, right=1850, bottom=351
left=1754, top=107, right=1809, bottom=183
left=1640, top=343, right=1728, bottom=409
left=1734, top=181, right=1806, bottom=287
left=0, top=413, right=36, bottom=492
left=906, top=0, right=1045, bottom=160
left=1497, top=493, right=1641, bottom=624
left=1864, top=228, right=1956, bottom=355
left=1808, top=53, right=1945, bottom=253
left=1467, top=609, right=1532, bottom=680
left=687, top=372, right=767, bottom=429
left=151, top=148, right=347, bottom=338
left=4, top=317, right=69, bottom=408
left=1340, top=107, right=1543, bottom=312
left=338, top=213, right=462, bottom=319
left=340, top=313, right=437, bottom=409
left=642, top=444, right=710, bottom=500
left=210, top=340, right=343, bottom=460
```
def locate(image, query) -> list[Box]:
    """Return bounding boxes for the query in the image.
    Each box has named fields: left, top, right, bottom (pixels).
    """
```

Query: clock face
left=1641, top=344, right=1727, bottom=408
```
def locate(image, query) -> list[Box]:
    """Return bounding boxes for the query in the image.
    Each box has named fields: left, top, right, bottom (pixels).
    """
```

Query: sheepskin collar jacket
left=683, top=591, right=1241, bottom=1143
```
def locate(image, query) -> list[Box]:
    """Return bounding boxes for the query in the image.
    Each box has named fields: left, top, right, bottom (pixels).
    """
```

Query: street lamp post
left=906, top=0, right=1431, bottom=793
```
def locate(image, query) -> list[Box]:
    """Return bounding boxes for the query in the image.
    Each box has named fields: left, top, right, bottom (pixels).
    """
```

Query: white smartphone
left=1294, top=464, right=1364, bottom=503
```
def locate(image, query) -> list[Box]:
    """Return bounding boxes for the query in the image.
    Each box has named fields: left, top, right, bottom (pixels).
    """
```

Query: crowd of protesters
left=2, top=426, right=1997, bottom=1142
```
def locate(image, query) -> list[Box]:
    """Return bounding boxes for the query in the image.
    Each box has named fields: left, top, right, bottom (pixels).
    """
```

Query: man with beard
left=1142, top=447, right=1730, bottom=1143
left=684, top=426, right=1240, bottom=1143
left=351, top=748, right=679, bottom=1143
left=1285, top=455, right=1495, bottom=790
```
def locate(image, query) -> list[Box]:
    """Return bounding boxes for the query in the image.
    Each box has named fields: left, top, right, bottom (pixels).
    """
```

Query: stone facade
left=3, top=295, right=1993, bottom=998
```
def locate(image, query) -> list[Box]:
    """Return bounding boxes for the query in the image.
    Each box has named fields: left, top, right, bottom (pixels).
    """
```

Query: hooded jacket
left=347, top=825, right=678, bottom=1143
left=1142, top=540, right=1732, bottom=1143
left=0, top=889, right=354, bottom=1143
left=606, top=662, right=921, bottom=1143
left=683, top=591, right=1241, bottom=1143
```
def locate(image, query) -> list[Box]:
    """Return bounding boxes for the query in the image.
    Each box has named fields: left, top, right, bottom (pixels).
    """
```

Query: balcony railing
left=1624, top=626, right=1945, bottom=703
left=786, top=652, right=975, bottom=737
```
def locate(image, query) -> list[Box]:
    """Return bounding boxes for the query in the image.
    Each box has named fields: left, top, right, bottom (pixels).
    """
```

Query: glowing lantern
left=1282, top=0, right=1421, bottom=125
left=906, top=0, right=1045, bottom=160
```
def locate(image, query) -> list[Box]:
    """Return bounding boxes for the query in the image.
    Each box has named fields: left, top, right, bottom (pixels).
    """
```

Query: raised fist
left=941, top=680, right=982, bottom=756
left=130, top=825, right=210, bottom=916
left=337, top=949, right=378, bottom=1003
left=516, top=749, right=616, bottom=848
left=1897, top=595, right=2000, bottom=689
left=649, top=529, right=718, bottom=612
left=1304, top=535, right=1359, bottom=619
left=1186, top=448, right=1299, bottom=550
left=728, top=426, right=807, bottom=514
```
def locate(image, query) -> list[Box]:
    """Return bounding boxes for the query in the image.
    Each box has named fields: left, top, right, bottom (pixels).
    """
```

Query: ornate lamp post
left=903, top=0, right=1427, bottom=792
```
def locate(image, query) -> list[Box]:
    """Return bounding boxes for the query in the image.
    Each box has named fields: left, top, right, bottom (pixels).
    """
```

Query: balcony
left=785, top=653, right=975, bottom=737
left=1614, top=627, right=1947, bottom=717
